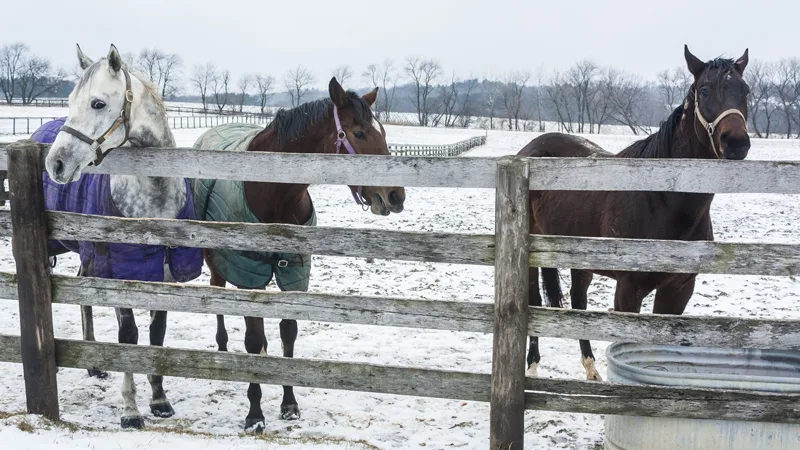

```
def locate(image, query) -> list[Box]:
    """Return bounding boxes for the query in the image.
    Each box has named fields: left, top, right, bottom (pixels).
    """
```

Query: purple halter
left=333, top=104, right=368, bottom=209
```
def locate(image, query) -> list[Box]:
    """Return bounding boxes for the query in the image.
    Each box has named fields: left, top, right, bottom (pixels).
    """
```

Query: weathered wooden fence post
left=7, top=139, right=59, bottom=420
left=490, top=156, right=530, bottom=448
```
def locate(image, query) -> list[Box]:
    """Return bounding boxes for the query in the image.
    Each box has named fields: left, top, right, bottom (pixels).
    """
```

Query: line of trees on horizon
left=4, top=41, right=800, bottom=138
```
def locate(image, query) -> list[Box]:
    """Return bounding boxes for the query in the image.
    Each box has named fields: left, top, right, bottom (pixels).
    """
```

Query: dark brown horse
left=195, top=78, right=405, bottom=431
left=519, top=46, right=751, bottom=380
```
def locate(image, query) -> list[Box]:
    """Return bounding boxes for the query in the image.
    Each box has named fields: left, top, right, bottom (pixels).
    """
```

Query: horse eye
left=699, top=87, right=709, bottom=98
left=91, top=99, right=106, bottom=110
left=354, top=131, right=366, bottom=139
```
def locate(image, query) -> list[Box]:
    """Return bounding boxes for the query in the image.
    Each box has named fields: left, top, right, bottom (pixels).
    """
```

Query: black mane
left=268, top=91, right=374, bottom=147
left=617, top=102, right=685, bottom=159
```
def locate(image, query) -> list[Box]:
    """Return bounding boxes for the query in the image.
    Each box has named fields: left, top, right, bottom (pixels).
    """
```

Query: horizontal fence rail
left=0, top=272, right=798, bottom=351
left=0, top=210, right=796, bottom=276
left=0, top=334, right=795, bottom=424
left=1, top=145, right=800, bottom=192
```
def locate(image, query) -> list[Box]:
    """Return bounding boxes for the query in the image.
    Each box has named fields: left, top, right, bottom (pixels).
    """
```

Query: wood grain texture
left=2, top=142, right=800, bottom=192
left=6, top=139, right=59, bottom=420
left=0, top=273, right=798, bottom=349
left=491, top=157, right=530, bottom=449
left=0, top=210, right=797, bottom=275
left=0, top=334, right=794, bottom=424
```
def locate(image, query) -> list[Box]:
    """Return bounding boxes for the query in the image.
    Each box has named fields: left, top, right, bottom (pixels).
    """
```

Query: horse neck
left=109, top=85, right=187, bottom=219
left=661, top=101, right=716, bottom=230
left=243, top=123, right=329, bottom=224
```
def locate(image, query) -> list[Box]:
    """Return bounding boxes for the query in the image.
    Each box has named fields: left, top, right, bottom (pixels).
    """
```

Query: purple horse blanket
left=33, top=118, right=202, bottom=282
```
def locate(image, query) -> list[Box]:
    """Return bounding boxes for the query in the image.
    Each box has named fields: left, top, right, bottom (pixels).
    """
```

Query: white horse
left=44, top=44, right=202, bottom=429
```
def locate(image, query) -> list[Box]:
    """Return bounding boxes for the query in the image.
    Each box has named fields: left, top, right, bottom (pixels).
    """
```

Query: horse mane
left=267, top=91, right=374, bottom=147
left=76, top=59, right=167, bottom=118
left=616, top=103, right=684, bottom=159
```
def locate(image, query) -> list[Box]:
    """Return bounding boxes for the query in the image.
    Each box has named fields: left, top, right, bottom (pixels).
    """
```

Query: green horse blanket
left=192, top=123, right=315, bottom=290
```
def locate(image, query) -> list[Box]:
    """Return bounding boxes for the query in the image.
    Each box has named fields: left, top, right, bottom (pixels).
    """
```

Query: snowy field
left=1, top=111, right=800, bottom=449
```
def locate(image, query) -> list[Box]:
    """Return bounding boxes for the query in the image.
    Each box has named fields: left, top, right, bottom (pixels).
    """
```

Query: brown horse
left=194, top=78, right=405, bottom=431
left=519, top=45, right=750, bottom=380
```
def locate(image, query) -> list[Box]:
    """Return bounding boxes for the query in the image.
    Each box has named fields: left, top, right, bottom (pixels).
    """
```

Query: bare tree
left=254, top=73, right=275, bottom=114
left=0, top=42, right=28, bottom=104
left=158, top=53, right=182, bottom=99
left=456, top=78, right=478, bottom=128
left=405, top=57, right=442, bottom=126
left=657, top=66, right=692, bottom=114
left=532, top=66, right=547, bottom=131
left=363, top=59, right=397, bottom=121
left=212, top=69, right=231, bottom=113
left=236, top=74, right=253, bottom=112
left=331, top=65, right=353, bottom=87
left=484, top=80, right=501, bottom=130
left=137, top=48, right=182, bottom=100
left=546, top=70, right=575, bottom=133
left=284, top=66, right=315, bottom=107
left=745, top=61, right=771, bottom=138
left=566, top=60, right=600, bottom=133
left=138, top=48, right=162, bottom=86
left=190, top=63, right=216, bottom=111
left=433, top=72, right=460, bottom=127
left=501, top=71, right=530, bottom=131
left=604, top=68, right=650, bottom=135
left=17, top=56, right=68, bottom=104
left=772, top=58, right=800, bottom=138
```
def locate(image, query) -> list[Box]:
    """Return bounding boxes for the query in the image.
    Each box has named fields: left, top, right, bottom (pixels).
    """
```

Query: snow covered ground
left=1, top=114, right=800, bottom=449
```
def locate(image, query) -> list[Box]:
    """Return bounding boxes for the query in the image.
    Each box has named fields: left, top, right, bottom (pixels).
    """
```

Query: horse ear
left=107, top=44, right=122, bottom=73
left=684, top=44, right=706, bottom=78
left=362, top=87, right=379, bottom=107
left=76, top=44, right=93, bottom=70
left=328, top=77, right=350, bottom=108
left=734, top=48, right=749, bottom=75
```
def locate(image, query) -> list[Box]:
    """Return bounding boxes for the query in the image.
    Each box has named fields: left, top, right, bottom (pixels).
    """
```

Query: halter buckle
left=125, top=90, right=134, bottom=103
left=277, top=260, right=289, bottom=268
left=337, top=130, right=346, bottom=140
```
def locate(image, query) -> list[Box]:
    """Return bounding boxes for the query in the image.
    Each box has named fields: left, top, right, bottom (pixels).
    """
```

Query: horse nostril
left=54, top=159, right=64, bottom=177
left=389, top=190, right=403, bottom=205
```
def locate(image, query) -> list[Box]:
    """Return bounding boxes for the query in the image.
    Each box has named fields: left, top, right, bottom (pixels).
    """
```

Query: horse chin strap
left=59, top=68, right=134, bottom=167
left=332, top=104, right=369, bottom=211
left=693, top=89, right=746, bottom=159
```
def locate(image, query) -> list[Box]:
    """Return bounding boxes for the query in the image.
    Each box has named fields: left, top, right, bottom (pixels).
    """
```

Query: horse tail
left=541, top=268, right=563, bottom=308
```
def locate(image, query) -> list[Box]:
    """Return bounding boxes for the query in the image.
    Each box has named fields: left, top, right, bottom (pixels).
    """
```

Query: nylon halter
left=332, top=104, right=369, bottom=209
left=693, top=89, right=746, bottom=158
left=59, top=68, right=134, bottom=166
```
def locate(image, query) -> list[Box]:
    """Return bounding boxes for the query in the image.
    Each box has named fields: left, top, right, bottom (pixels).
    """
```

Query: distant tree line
left=0, top=43, right=71, bottom=104
left=5, top=40, right=800, bottom=138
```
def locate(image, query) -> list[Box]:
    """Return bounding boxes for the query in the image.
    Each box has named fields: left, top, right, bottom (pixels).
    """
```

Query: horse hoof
left=87, top=368, right=109, bottom=379
left=525, top=363, right=538, bottom=378
left=581, top=356, right=603, bottom=382
left=245, top=418, right=265, bottom=433
left=280, top=404, right=301, bottom=420
left=150, top=401, right=175, bottom=418
left=121, top=415, right=145, bottom=429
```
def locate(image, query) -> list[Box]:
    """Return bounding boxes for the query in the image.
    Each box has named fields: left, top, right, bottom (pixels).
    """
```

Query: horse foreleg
left=148, top=310, right=174, bottom=418
left=279, top=319, right=300, bottom=420
left=243, top=316, right=266, bottom=433
left=570, top=269, right=601, bottom=381
left=526, top=266, right=543, bottom=377
left=208, top=255, right=229, bottom=352
left=77, top=265, right=108, bottom=379
left=116, top=307, right=144, bottom=429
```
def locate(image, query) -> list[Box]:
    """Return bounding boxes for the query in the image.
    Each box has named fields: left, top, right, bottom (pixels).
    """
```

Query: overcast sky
left=2, top=0, right=792, bottom=88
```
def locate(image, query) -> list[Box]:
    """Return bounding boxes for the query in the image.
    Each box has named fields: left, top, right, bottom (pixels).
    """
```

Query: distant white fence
left=389, top=135, right=486, bottom=156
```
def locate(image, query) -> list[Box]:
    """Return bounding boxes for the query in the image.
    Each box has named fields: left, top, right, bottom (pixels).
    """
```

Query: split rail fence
left=0, top=140, right=799, bottom=448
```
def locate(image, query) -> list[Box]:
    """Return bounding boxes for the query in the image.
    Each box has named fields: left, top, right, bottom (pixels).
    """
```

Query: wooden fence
left=1, top=141, right=800, bottom=448
left=388, top=135, right=487, bottom=156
